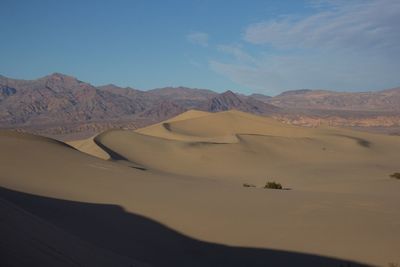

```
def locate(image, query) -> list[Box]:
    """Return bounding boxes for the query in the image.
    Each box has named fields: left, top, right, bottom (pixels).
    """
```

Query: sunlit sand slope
left=68, top=135, right=110, bottom=160
left=1, top=109, right=400, bottom=266
left=94, top=110, right=400, bottom=193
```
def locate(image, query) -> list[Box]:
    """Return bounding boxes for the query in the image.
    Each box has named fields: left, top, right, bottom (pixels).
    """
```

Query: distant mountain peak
left=210, top=91, right=243, bottom=109
left=221, top=90, right=237, bottom=96
left=98, top=84, right=124, bottom=90
left=41, top=73, right=81, bottom=85
left=219, top=90, right=242, bottom=101
left=276, top=89, right=314, bottom=97
left=251, top=93, right=271, bottom=98
left=48, top=72, right=76, bottom=79
left=206, top=90, right=279, bottom=114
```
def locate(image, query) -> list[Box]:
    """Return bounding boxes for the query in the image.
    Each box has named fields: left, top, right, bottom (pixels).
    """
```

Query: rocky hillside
left=0, top=73, right=279, bottom=138
left=205, top=90, right=279, bottom=114
left=0, top=73, right=147, bottom=126
left=1, top=73, right=399, bottom=138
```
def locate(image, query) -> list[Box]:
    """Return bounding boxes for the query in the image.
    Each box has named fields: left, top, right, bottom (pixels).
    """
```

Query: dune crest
left=68, top=136, right=110, bottom=160
left=91, top=110, right=400, bottom=190
left=1, top=110, right=400, bottom=266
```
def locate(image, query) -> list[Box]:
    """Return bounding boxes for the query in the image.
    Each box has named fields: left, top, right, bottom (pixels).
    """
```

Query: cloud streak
left=210, top=0, right=400, bottom=94
left=216, top=44, right=256, bottom=63
left=244, top=0, right=400, bottom=52
left=187, top=32, right=209, bottom=47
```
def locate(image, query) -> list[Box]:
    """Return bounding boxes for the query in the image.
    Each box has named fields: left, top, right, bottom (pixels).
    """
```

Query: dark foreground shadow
left=0, top=187, right=369, bottom=267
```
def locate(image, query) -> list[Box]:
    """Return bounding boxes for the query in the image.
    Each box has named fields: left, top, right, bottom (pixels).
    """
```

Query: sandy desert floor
left=1, top=110, right=399, bottom=266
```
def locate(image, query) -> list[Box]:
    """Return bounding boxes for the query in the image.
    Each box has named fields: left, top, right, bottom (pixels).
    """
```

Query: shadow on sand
left=0, top=187, right=369, bottom=267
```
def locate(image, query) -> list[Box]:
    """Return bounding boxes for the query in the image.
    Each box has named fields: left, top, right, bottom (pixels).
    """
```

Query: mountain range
left=265, top=88, right=400, bottom=111
left=1, top=73, right=399, bottom=139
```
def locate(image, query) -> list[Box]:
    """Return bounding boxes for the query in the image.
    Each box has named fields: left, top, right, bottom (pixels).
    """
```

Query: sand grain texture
left=1, top=110, right=400, bottom=266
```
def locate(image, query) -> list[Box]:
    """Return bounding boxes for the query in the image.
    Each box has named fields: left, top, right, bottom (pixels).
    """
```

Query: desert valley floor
left=1, top=110, right=399, bottom=266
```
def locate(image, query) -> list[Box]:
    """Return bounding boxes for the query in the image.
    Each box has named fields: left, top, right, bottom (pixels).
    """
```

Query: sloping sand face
left=1, top=110, right=400, bottom=266
left=67, top=136, right=110, bottom=160
left=107, top=110, right=400, bottom=192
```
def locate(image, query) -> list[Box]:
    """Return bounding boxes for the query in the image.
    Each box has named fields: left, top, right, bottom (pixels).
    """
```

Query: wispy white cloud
left=188, top=59, right=202, bottom=68
left=216, top=44, right=256, bottom=63
left=209, top=0, right=400, bottom=94
left=244, top=0, right=400, bottom=52
left=210, top=51, right=399, bottom=94
left=186, top=32, right=209, bottom=47
left=209, top=60, right=283, bottom=91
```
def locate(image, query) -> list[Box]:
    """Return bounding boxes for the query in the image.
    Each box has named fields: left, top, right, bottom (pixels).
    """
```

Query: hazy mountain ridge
left=1, top=73, right=399, bottom=138
left=264, top=87, right=400, bottom=111
left=0, top=73, right=279, bottom=134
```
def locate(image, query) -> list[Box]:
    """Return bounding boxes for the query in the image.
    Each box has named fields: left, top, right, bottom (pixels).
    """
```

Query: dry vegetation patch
left=264, top=181, right=283, bottom=190
left=390, top=172, right=400, bottom=179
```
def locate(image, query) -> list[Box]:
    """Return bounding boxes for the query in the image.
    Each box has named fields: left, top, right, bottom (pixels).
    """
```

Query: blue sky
left=0, top=0, right=399, bottom=95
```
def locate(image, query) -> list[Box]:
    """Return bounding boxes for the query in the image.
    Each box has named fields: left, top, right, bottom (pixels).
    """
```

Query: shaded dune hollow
left=1, top=110, right=400, bottom=266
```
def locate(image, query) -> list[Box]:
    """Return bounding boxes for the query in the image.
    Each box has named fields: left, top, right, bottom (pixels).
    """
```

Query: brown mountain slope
left=0, top=73, right=149, bottom=126
left=203, top=90, right=280, bottom=114
left=261, top=88, right=400, bottom=111
left=1, top=73, right=400, bottom=139
left=147, top=86, right=217, bottom=100
left=250, top=88, right=400, bottom=133
left=0, top=74, right=280, bottom=138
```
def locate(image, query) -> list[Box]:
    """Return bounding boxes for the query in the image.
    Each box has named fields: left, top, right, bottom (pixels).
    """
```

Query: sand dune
left=68, top=135, right=110, bottom=160
left=1, top=110, right=400, bottom=266
left=106, top=110, right=400, bottom=191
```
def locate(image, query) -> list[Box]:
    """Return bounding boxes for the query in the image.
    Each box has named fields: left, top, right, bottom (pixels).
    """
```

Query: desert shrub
left=243, top=183, right=256, bottom=188
left=390, top=172, right=400, bottom=179
left=264, top=181, right=283, bottom=190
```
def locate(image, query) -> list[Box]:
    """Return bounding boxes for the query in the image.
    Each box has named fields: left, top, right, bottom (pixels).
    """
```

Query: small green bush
left=243, top=183, right=256, bottom=188
left=390, top=172, right=400, bottom=179
left=264, top=181, right=283, bottom=190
